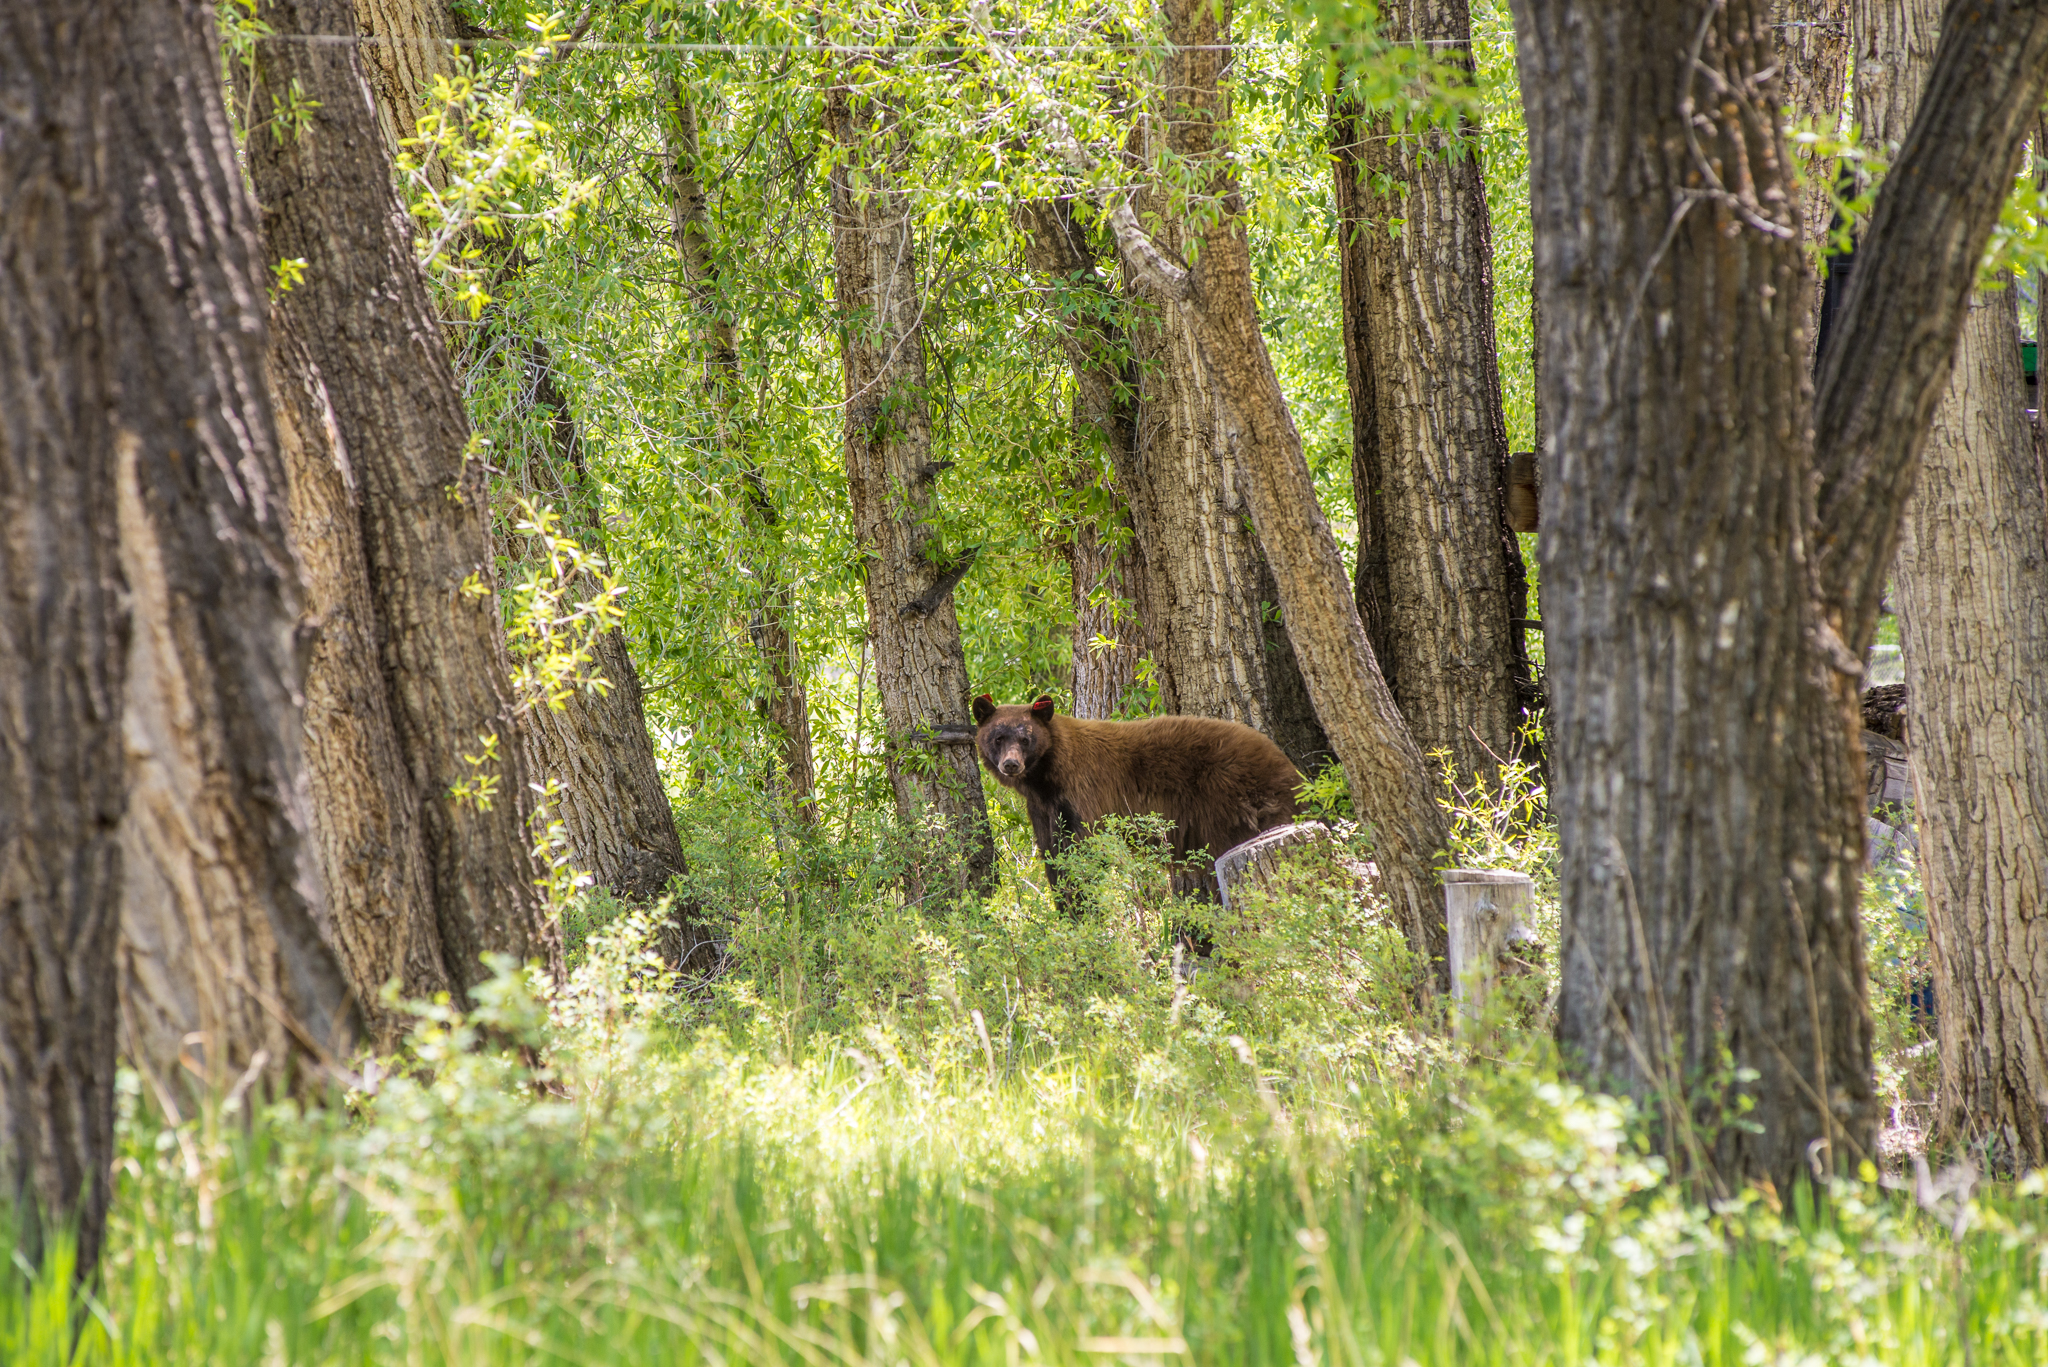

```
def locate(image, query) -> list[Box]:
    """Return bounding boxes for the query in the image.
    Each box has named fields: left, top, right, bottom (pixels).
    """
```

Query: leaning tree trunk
left=1330, top=0, right=1535, bottom=787
left=1864, top=0, right=2048, bottom=1171
left=825, top=70, right=996, bottom=896
left=3, top=0, right=355, bottom=1276
left=247, top=0, right=559, bottom=997
left=661, top=83, right=820, bottom=816
left=1118, top=144, right=1333, bottom=771
left=1016, top=199, right=1154, bottom=720
left=352, top=0, right=458, bottom=177
left=1097, top=0, right=1451, bottom=969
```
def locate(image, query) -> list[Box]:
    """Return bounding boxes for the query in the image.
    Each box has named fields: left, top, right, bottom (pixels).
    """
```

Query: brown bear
left=971, top=694, right=1302, bottom=908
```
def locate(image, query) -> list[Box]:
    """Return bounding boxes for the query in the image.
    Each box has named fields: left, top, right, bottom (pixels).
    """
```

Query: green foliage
left=11, top=857, right=2047, bottom=1364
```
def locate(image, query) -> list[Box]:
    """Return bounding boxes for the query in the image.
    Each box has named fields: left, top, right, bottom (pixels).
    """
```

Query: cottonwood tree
left=1331, top=0, right=1536, bottom=786
left=3, top=0, right=355, bottom=1274
left=1859, top=0, right=2048, bottom=1171
left=990, top=0, right=1453, bottom=964
left=344, top=0, right=707, bottom=934
left=1510, top=0, right=2048, bottom=1188
left=246, top=0, right=561, bottom=1005
left=1016, top=199, right=1154, bottom=720
left=826, top=54, right=997, bottom=895
left=1116, top=32, right=1332, bottom=771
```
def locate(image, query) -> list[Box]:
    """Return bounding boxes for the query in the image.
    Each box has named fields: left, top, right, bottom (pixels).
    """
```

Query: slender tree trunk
left=1100, top=0, right=1450, bottom=966
left=826, top=70, right=996, bottom=896
left=4, top=0, right=356, bottom=1274
left=1863, top=0, right=2048, bottom=1171
left=660, top=85, right=820, bottom=816
left=1511, top=0, right=2048, bottom=1189
left=269, top=314, right=451, bottom=1045
left=1016, top=199, right=1153, bottom=719
left=1330, top=0, right=1534, bottom=786
left=247, top=0, right=559, bottom=996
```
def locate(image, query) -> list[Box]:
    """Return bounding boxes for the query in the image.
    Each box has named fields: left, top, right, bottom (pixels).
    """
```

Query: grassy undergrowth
left=5, top=789, right=2036, bottom=1365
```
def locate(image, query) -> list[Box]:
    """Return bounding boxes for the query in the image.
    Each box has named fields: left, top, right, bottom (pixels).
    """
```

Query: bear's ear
left=1029, top=696, right=1055, bottom=723
left=971, top=694, right=995, bottom=724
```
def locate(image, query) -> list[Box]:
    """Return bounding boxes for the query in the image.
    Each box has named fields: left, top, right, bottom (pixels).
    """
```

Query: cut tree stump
left=1443, top=868, right=1537, bottom=1032
left=1213, top=823, right=1374, bottom=912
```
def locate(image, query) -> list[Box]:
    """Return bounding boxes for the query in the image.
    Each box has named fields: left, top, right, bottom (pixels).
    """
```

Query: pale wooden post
left=1443, top=868, right=1535, bottom=1031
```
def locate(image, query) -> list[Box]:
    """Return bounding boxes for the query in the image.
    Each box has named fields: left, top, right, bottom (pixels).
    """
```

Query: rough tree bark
left=1771, top=0, right=1852, bottom=270
left=3, top=0, right=356, bottom=1274
left=248, top=0, right=560, bottom=996
left=826, top=68, right=997, bottom=895
left=1863, top=0, right=2048, bottom=1171
left=352, top=0, right=458, bottom=175
left=1510, top=0, right=2048, bottom=1189
left=269, top=315, right=450, bottom=1046
left=1118, top=94, right=1333, bottom=772
left=1329, top=0, right=1535, bottom=787
left=1091, top=0, right=1452, bottom=967
left=662, top=83, right=820, bottom=814
left=1016, top=199, right=1154, bottom=719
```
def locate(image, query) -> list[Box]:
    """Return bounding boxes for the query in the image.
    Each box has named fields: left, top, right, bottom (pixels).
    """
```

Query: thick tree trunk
left=1511, top=0, right=2048, bottom=1190
left=247, top=0, right=560, bottom=996
left=1898, top=290, right=2048, bottom=1170
left=1512, top=0, right=1872, bottom=1189
left=826, top=73, right=996, bottom=896
left=3, top=0, right=355, bottom=1274
left=1016, top=199, right=1153, bottom=719
left=1865, top=0, right=2048, bottom=1171
left=662, top=86, right=820, bottom=817
left=1330, top=0, right=1534, bottom=786
left=1104, top=0, right=1450, bottom=967
left=269, top=315, right=450, bottom=1046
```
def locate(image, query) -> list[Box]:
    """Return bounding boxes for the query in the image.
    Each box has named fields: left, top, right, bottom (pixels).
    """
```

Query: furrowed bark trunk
left=1330, top=0, right=1535, bottom=786
left=269, top=314, right=450, bottom=1046
left=1120, top=148, right=1333, bottom=770
left=1512, top=0, right=1873, bottom=1189
left=1511, top=0, right=2048, bottom=1190
left=247, top=0, right=559, bottom=996
left=351, top=0, right=457, bottom=177
left=1898, top=289, right=2048, bottom=1170
left=1016, top=199, right=1153, bottom=720
left=1866, top=0, right=2048, bottom=1171
left=826, top=72, right=996, bottom=896
left=662, top=85, right=820, bottom=817
left=1105, top=0, right=1449, bottom=967
left=1771, top=0, right=1851, bottom=355
left=3, top=0, right=355, bottom=1274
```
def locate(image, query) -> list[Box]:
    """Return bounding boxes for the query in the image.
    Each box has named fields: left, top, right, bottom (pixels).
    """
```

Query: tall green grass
left=6, top=811, right=2037, bottom=1365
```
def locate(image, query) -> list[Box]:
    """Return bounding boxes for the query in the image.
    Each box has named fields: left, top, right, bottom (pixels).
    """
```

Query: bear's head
left=971, top=694, right=1055, bottom=784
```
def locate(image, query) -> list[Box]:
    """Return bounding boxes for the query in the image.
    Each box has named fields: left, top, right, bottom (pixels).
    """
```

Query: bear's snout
left=998, top=755, right=1024, bottom=778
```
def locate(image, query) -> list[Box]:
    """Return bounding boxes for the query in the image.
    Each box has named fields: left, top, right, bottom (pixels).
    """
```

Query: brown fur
left=972, top=694, right=1302, bottom=906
